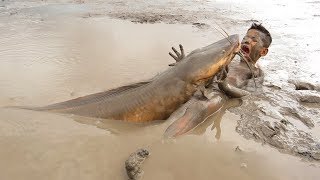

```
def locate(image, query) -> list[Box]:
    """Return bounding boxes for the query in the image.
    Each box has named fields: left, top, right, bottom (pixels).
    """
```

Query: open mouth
left=241, top=45, right=250, bottom=56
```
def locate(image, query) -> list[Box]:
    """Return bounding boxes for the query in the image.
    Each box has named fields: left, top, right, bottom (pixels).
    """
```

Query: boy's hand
left=168, top=44, right=185, bottom=66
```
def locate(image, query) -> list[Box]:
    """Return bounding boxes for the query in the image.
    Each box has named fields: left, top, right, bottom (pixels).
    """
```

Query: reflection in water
left=212, top=113, right=222, bottom=139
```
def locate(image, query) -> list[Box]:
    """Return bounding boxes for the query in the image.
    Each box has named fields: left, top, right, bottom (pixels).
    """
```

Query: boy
left=165, top=23, right=272, bottom=137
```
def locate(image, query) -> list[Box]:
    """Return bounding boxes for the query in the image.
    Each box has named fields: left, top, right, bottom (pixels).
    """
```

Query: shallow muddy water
left=0, top=0, right=320, bottom=180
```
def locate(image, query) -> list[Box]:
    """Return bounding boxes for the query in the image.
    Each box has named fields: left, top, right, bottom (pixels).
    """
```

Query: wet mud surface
left=0, top=0, right=320, bottom=179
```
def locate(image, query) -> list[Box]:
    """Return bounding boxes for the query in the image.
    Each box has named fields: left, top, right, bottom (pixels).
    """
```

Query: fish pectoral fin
left=164, top=91, right=228, bottom=138
left=163, top=102, right=207, bottom=138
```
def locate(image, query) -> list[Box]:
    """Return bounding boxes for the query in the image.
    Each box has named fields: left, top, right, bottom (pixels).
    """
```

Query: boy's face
left=240, top=29, right=269, bottom=63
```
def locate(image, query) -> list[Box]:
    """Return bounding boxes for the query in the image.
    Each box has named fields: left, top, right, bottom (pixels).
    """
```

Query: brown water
left=0, top=1, right=319, bottom=180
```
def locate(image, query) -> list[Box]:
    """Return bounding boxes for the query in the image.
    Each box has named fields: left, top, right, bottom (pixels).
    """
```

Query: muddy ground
left=82, top=0, right=320, bottom=160
left=0, top=0, right=320, bottom=179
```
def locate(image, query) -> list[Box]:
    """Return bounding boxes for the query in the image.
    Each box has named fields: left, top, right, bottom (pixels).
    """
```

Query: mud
left=0, top=0, right=320, bottom=179
left=125, top=148, right=149, bottom=180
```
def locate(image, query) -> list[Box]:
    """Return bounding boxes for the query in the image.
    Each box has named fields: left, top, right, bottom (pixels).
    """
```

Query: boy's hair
left=248, top=23, right=272, bottom=48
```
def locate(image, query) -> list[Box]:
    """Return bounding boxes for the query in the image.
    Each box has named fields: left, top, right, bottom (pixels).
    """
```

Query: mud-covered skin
left=217, top=58, right=261, bottom=98
left=19, top=35, right=239, bottom=122
left=218, top=79, right=250, bottom=98
left=218, top=28, right=269, bottom=98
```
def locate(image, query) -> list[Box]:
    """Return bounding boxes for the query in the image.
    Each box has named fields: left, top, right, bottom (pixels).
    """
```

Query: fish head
left=180, top=34, right=240, bottom=84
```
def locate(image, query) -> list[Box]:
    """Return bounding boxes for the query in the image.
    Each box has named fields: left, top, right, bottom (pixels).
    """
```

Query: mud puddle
left=0, top=2, right=320, bottom=180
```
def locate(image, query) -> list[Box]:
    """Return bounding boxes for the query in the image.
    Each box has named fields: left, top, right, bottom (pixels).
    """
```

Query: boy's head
left=241, top=23, right=272, bottom=63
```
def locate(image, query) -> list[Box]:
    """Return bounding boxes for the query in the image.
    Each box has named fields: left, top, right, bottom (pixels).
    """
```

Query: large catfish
left=15, top=35, right=240, bottom=125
